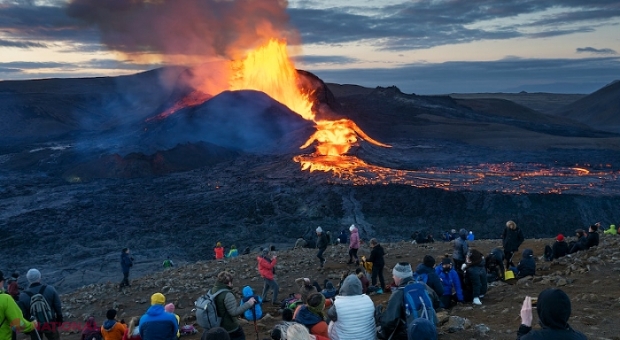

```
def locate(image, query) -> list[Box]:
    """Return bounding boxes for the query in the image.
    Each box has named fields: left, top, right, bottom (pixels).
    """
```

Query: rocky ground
left=29, top=234, right=620, bottom=340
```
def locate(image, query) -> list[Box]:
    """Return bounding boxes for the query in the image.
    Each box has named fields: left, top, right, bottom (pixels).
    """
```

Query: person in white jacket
left=327, top=274, right=377, bottom=340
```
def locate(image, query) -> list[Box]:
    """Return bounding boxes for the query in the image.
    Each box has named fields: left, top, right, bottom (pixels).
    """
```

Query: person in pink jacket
left=347, top=225, right=360, bottom=266
left=257, top=249, right=279, bottom=305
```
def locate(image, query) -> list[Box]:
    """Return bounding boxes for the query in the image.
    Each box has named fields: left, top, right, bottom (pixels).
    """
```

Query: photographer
left=518, top=288, right=586, bottom=339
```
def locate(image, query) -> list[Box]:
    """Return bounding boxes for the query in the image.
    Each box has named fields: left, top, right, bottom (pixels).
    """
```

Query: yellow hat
left=151, top=293, right=165, bottom=305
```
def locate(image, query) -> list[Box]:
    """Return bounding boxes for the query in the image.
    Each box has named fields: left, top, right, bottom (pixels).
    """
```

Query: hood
left=407, top=318, right=437, bottom=340
left=103, top=320, right=117, bottom=331
left=242, top=285, right=255, bottom=298
left=522, top=249, right=534, bottom=259
left=415, top=263, right=434, bottom=275
left=459, top=228, right=468, bottom=240
left=85, top=316, right=97, bottom=328
left=146, top=304, right=165, bottom=317
left=294, top=305, right=322, bottom=326
left=339, top=274, right=362, bottom=296
left=537, top=288, right=571, bottom=330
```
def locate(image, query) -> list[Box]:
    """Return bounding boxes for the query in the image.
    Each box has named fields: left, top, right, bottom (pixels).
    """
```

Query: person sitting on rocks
left=434, top=256, right=463, bottom=308
left=485, top=248, right=505, bottom=282
left=226, top=245, right=239, bottom=258
left=544, top=234, right=569, bottom=261
left=517, top=288, right=586, bottom=340
left=568, top=229, right=588, bottom=254
left=293, top=292, right=329, bottom=338
left=355, top=268, right=372, bottom=294
left=585, top=223, right=600, bottom=249
left=321, top=281, right=337, bottom=300
left=414, top=255, right=443, bottom=306
left=139, top=293, right=178, bottom=340
left=462, top=249, right=487, bottom=306
left=165, top=303, right=180, bottom=339
left=81, top=316, right=102, bottom=340
left=201, top=327, right=230, bottom=340
left=269, top=308, right=296, bottom=340
left=513, top=249, right=536, bottom=279
left=603, top=224, right=616, bottom=235
left=327, top=274, right=376, bottom=340
left=214, top=242, right=225, bottom=260
left=102, top=309, right=127, bottom=340
left=286, top=323, right=329, bottom=340
left=122, top=317, right=141, bottom=340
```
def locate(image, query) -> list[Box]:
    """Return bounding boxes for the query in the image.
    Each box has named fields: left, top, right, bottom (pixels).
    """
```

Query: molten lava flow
left=229, top=39, right=391, bottom=173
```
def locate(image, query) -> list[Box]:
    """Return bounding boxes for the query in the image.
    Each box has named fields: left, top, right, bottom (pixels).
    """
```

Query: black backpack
left=25, top=285, right=54, bottom=326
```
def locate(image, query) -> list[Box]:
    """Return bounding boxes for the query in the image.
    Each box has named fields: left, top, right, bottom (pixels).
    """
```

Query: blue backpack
left=412, top=272, right=428, bottom=284
left=241, top=286, right=263, bottom=321
left=401, top=281, right=437, bottom=327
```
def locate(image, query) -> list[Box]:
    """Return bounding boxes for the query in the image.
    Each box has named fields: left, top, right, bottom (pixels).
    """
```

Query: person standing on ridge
left=257, top=248, right=279, bottom=306
left=501, top=220, right=524, bottom=268
left=347, top=224, right=360, bottom=266
left=120, top=248, right=134, bottom=290
left=316, top=227, right=328, bottom=269
left=367, top=238, right=386, bottom=293
left=452, top=229, right=469, bottom=273
left=214, top=242, right=225, bottom=260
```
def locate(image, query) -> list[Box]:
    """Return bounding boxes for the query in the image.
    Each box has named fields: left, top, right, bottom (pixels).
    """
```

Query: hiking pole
left=252, top=304, right=259, bottom=340
left=29, top=317, right=42, bottom=340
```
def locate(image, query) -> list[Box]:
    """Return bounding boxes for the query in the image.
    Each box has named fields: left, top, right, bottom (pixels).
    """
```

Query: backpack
left=401, top=282, right=437, bottom=327
left=194, top=289, right=227, bottom=330
left=180, top=324, right=198, bottom=336
left=279, top=294, right=302, bottom=311
left=26, top=285, right=54, bottom=326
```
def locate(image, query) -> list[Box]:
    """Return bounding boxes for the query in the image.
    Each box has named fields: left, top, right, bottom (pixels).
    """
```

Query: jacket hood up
left=339, top=274, right=362, bottom=296
left=537, top=288, right=571, bottom=330
left=522, top=248, right=534, bottom=259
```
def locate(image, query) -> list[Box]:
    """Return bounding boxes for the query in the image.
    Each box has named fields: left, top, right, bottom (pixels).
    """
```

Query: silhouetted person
left=517, top=288, right=586, bottom=339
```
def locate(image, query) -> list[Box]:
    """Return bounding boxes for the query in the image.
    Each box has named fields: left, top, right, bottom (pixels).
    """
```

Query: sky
left=0, top=0, right=619, bottom=94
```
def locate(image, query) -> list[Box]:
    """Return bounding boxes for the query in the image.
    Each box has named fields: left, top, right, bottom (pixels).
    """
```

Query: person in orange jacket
left=214, top=242, right=225, bottom=260
left=101, top=309, right=127, bottom=340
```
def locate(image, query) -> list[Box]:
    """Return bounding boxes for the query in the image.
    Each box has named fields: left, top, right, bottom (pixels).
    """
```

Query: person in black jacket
left=120, top=247, right=134, bottom=290
left=367, top=238, right=386, bottom=293
left=501, top=220, right=524, bottom=268
left=463, top=249, right=487, bottom=306
left=414, top=255, right=443, bottom=307
left=568, top=229, right=587, bottom=254
left=485, top=248, right=505, bottom=282
left=517, top=288, right=586, bottom=340
left=18, top=269, right=63, bottom=340
left=515, top=249, right=536, bottom=278
left=585, top=223, right=600, bottom=249
left=544, top=234, right=569, bottom=261
left=315, top=227, right=328, bottom=269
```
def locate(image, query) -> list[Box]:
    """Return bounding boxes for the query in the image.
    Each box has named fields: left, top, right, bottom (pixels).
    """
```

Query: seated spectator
left=434, top=257, right=463, bottom=308
left=294, top=293, right=328, bottom=338
left=287, top=323, right=328, bottom=340
left=82, top=316, right=102, bottom=340
left=463, top=249, right=487, bottom=306
left=122, top=317, right=141, bottom=340
left=165, top=303, right=181, bottom=338
left=585, top=223, right=600, bottom=249
left=101, top=309, right=127, bottom=340
left=355, top=268, right=371, bottom=294
left=327, top=274, right=375, bottom=340
left=514, top=249, right=536, bottom=279
left=485, top=248, right=505, bottom=282
left=270, top=308, right=296, bottom=340
left=201, top=327, right=230, bottom=340
left=226, top=245, right=239, bottom=258
left=568, top=229, right=587, bottom=254
left=517, top=288, right=586, bottom=339
left=603, top=224, right=616, bottom=235
left=544, top=234, right=568, bottom=261
left=414, top=255, right=444, bottom=306
left=321, top=281, right=337, bottom=300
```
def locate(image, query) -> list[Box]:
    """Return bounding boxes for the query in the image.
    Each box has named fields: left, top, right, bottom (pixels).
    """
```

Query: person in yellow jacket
left=604, top=224, right=617, bottom=235
left=0, top=271, right=36, bottom=340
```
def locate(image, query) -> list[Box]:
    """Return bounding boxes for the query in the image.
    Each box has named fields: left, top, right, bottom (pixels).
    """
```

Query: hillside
left=554, top=80, right=620, bottom=134
left=448, top=93, right=585, bottom=115
left=51, top=235, right=620, bottom=340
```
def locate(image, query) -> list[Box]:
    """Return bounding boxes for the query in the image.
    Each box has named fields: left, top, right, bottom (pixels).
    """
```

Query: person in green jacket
left=210, top=271, right=256, bottom=340
left=603, top=224, right=616, bottom=235
left=0, top=271, right=36, bottom=340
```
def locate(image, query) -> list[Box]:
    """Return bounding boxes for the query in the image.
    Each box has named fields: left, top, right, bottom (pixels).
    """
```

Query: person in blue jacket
left=240, top=286, right=263, bottom=321
left=140, top=293, right=179, bottom=340
left=467, top=231, right=475, bottom=241
left=435, top=257, right=464, bottom=308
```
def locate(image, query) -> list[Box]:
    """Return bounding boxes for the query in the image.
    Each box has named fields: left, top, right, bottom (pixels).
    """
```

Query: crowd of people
left=2, top=220, right=607, bottom=340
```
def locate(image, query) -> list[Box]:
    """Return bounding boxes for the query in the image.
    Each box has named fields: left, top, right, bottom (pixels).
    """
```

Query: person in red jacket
left=257, top=248, right=279, bottom=305
left=214, top=242, right=225, bottom=260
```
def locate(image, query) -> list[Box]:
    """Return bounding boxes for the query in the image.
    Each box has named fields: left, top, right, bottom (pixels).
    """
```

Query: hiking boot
left=473, top=297, right=482, bottom=305
left=322, top=259, right=326, bottom=266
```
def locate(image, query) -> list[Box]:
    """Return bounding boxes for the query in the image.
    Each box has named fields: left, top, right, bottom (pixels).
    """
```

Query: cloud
left=576, top=47, right=618, bottom=55
left=0, top=38, right=48, bottom=48
left=310, top=56, right=620, bottom=94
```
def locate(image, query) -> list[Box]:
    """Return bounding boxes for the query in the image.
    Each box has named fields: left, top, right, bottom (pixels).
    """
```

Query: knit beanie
left=106, top=309, right=117, bottom=320
left=469, top=249, right=483, bottom=264
left=556, top=234, right=565, bottom=242
left=151, top=292, right=166, bottom=305
left=441, top=257, right=452, bottom=265
left=316, top=226, right=323, bottom=233
left=165, top=303, right=175, bottom=312
left=423, top=255, right=435, bottom=268
left=392, top=262, right=413, bottom=279
left=349, top=225, right=356, bottom=232
left=307, top=292, right=325, bottom=316
left=26, top=269, right=41, bottom=283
